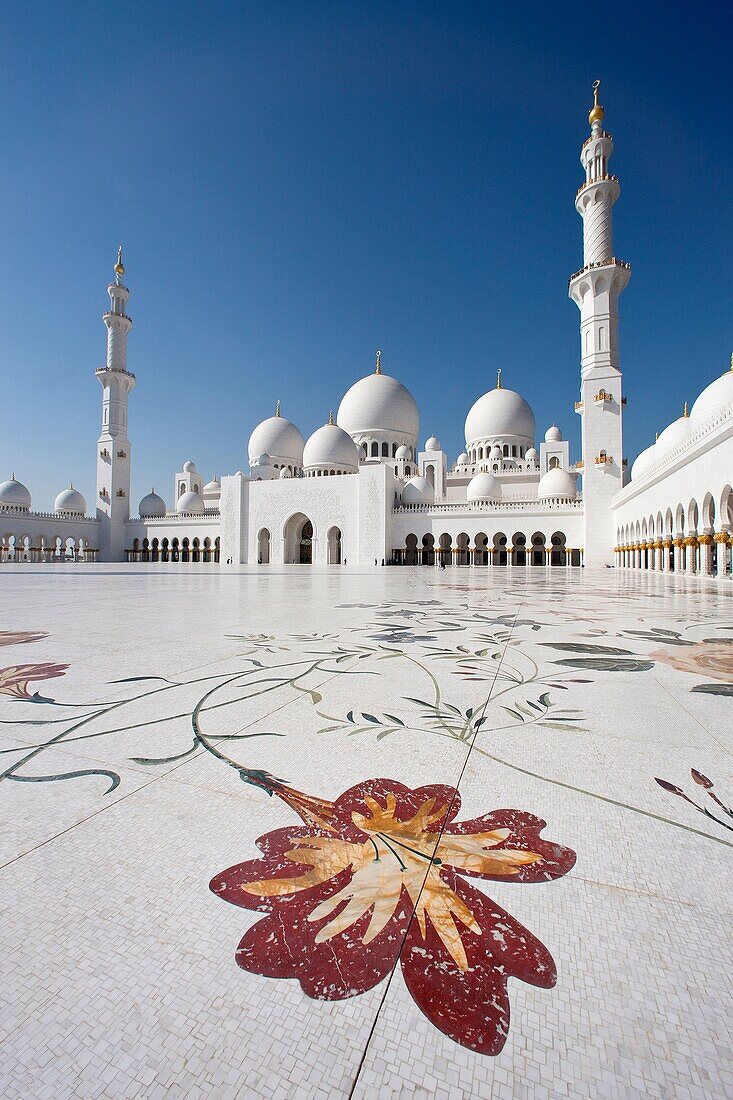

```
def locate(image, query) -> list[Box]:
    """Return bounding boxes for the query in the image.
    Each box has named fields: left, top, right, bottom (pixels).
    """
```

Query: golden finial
left=275, top=399, right=281, bottom=417
left=375, top=349, right=382, bottom=375
left=729, top=351, right=733, bottom=374
left=496, top=368, right=502, bottom=389
left=655, top=431, right=659, bottom=442
left=588, top=79, right=604, bottom=126
left=328, top=409, right=334, bottom=425
left=683, top=401, right=689, bottom=418
left=114, top=245, right=125, bottom=282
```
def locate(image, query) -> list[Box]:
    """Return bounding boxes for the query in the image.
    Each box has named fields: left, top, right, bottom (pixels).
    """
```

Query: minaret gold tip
left=588, top=79, right=604, bottom=126
left=375, top=350, right=382, bottom=375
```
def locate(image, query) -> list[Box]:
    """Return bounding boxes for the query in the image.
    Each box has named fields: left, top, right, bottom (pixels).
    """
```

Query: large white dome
left=465, top=386, right=535, bottom=445
left=54, top=486, right=87, bottom=514
left=690, top=369, right=733, bottom=428
left=630, top=444, right=658, bottom=483
left=303, top=422, right=360, bottom=472
left=466, top=471, right=501, bottom=502
left=402, top=475, right=434, bottom=505
left=0, top=476, right=31, bottom=510
left=537, top=467, right=578, bottom=500
left=139, top=490, right=166, bottom=517
left=337, top=373, right=419, bottom=439
left=655, top=413, right=691, bottom=458
left=176, top=490, right=205, bottom=514
left=248, top=413, right=305, bottom=466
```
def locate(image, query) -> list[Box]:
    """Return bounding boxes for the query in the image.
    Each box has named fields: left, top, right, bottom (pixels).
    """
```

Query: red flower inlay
left=210, top=777, right=576, bottom=1054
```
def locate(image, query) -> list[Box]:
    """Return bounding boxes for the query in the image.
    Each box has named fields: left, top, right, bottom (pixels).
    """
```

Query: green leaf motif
left=552, top=657, right=654, bottom=672
left=690, top=683, right=733, bottom=697
left=539, top=642, right=633, bottom=656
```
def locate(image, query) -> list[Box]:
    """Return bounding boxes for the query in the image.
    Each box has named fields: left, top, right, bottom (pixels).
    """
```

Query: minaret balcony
left=96, top=366, right=136, bottom=379
left=116, top=489, right=126, bottom=498
left=574, top=401, right=584, bottom=413
left=99, top=447, right=110, bottom=460
left=117, top=450, right=127, bottom=459
left=593, top=389, right=613, bottom=405
left=594, top=452, right=613, bottom=466
left=568, top=258, right=631, bottom=287
left=576, top=174, right=619, bottom=198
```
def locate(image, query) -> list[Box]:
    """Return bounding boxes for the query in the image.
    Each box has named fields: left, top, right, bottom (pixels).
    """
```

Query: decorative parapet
left=0, top=506, right=98, bottom=522
left=582, top=131, right=613, bottom=148
left=574, top=401, right=584, bottom=412
left=126, top=511, right=221, bottom=523
left=394, top=499, right=583, bottom=515
left=594, top=453, right=613, bottom=465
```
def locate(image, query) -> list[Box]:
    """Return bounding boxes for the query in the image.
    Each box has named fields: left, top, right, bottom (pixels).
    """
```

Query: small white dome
left=455, top=451, right=468, bottom=466
left=655, top=413, right=691, bottom=457
left=254, top=452, right=273, bottom=467
left=337, top=372, right=419, bottom=439
left=203, top=478, right=221, bottom=496
left=630, top=444, right=658, bottom=483
left=544, top=425, right=563, bottom=443
left=54, top=486, right=87, bottom=514
left=537, top=467, right=578, bottom=500
left=424, top=436, right=441, bottom=451
left=525, top=447, right=538, bottom=462
left=395, top=445, right=411, bottom=460
left=303, top=422, right=360, bottom=472
left=466, top=471, right=501, bottom=502
left=139, top=490, right=166, bottom=517
left=0, top=476, right=31, bottom=510
left=176, top=490, right=205, bottom=514
left=690, top=369, right=733, bottom=428
left=248, top=414, right=305, bottom=467
left=465, top=386, right=535, bottom=446
left=279, top=467, right=291, bottom=479
left=489, top=445, right=503, bottom=461
left=402, top=475, right=434, bottom=505
left=182, top=460, right=197, bottom=473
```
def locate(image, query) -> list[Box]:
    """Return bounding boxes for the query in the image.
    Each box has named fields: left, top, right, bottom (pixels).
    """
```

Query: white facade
left=2, top=87, right=731, bottom=577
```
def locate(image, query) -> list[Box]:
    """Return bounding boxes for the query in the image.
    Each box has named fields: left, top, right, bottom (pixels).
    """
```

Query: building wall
left=612, top=412, right=733, bottom=544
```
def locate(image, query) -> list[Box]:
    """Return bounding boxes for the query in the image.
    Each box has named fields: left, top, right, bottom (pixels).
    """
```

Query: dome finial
left=114, top=245, right=125, bottom=284
left=328, top=409, right=334, bottom=425
left=375, top=349, right=382, bottom=375
left=588, top=79, right=604, bottom=126
left=729, top=351, right=733, bottom=374
left=496, top=368, right=502, bottom=390
left=683, top=401, right=689, bottom=418
left=275, top=399, right=281, bottom=417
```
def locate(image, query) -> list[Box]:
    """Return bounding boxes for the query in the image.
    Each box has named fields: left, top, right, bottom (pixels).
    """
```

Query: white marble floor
left=1, top=564, right=732, bottom=1099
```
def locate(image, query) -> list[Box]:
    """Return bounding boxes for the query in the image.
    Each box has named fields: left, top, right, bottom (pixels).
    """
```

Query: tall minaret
left=569, top=82, right=631, bottom=567
left=95, top=247, right=135, bottom=561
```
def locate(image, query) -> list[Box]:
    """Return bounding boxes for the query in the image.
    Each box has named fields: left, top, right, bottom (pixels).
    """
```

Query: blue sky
left=0, top=1, right=730, bottom=510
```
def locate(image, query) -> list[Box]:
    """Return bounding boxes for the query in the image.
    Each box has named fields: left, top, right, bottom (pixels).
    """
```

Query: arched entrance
left=327, top=526, right=342, bottom=564
left=284, top=513, right=314, bottom=564
left=258, top=528, right=271, bottom=564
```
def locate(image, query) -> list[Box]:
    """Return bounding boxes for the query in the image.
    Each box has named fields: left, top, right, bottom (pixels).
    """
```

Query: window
left=371, top=441, right=378, bottom=457
left=549, top=456, right=560, bottom=469
left=382, top=442, right=389, bottom=457
left=503, top=445, right=509, bottom=457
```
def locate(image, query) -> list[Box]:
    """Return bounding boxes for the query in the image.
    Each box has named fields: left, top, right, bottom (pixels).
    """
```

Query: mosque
left=2, top=85, right=732, bottom=575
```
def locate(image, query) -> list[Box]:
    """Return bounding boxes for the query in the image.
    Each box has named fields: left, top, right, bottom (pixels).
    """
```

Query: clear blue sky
left=1, top=1, right=730, bottom=510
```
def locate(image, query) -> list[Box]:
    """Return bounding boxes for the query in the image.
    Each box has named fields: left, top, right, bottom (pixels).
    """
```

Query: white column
left=686, top=538, right=697, bottom=576
left=698, top=537, right=713, bottom=577
left=715, top=532, right=730, bottom=578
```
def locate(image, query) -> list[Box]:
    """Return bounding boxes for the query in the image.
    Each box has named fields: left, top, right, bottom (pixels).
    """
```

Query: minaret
left=95, top=247, right=135, bottom=561
left=569, top=81, right=631, bottom=567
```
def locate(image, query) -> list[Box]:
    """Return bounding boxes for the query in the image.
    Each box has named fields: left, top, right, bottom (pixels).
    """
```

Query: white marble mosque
left=2, top=83, right=732, bottom=575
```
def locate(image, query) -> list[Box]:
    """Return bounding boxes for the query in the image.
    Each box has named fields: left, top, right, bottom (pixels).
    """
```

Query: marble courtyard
left=2, top=564, right=732, bottom=1099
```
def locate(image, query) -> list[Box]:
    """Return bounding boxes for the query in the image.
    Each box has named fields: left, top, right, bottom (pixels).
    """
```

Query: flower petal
left=401, top=871, right=557, bottom=1055
left=441, top=809, right=576, bottom=883
left=234, top=875, right=411, bottom=1000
